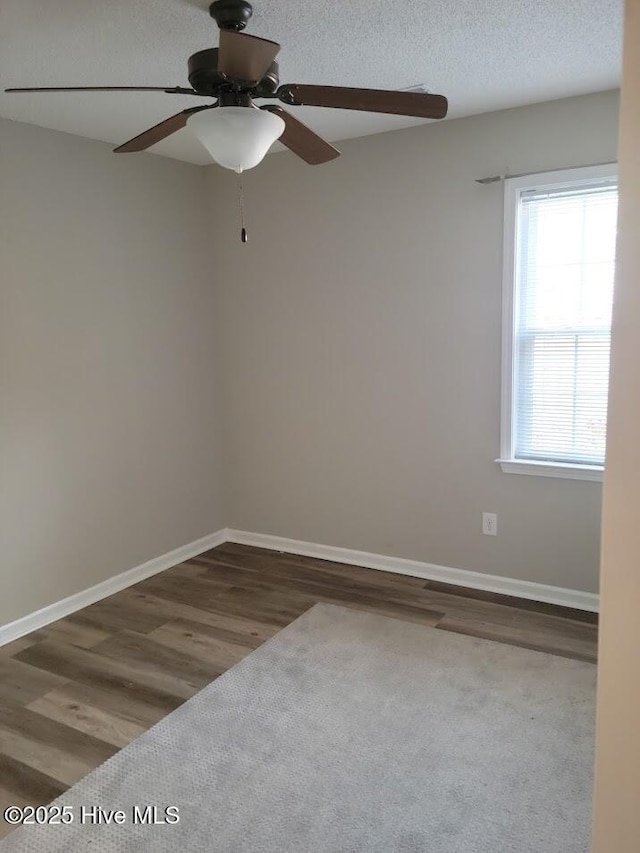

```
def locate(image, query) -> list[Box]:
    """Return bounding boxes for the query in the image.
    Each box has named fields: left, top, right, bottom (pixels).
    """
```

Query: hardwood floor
left=0, top=543, right=598, bottom=834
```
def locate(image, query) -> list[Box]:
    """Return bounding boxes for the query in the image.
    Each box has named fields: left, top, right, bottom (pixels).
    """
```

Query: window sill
left=496, top=458, right=603, bottom=482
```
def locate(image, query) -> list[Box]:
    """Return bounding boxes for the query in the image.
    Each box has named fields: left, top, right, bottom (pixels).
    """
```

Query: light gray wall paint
left=0, top=90, right=618, bottom=625
left=208, top=90, right=619, bottom=593
left=0, top=118, right=224, bottom=624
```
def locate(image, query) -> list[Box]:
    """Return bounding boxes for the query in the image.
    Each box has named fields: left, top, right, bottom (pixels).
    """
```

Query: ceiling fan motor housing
left=188, top=48, right=279, bottom=98
left=209, top=0, right=253, bottom=32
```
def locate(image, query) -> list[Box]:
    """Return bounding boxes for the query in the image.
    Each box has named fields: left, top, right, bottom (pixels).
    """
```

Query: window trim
left=497, top=163, right=618, bottom=483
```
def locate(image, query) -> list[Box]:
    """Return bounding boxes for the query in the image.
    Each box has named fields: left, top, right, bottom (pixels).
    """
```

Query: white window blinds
left=513, top=180, right=618, bottom=467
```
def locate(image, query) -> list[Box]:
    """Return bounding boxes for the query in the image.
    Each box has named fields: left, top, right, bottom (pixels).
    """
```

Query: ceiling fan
left=5, top=0, right=449, bottom=172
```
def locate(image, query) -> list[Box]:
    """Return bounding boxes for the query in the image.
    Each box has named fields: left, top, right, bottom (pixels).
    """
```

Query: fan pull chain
left=237, top=170, right=248, bottom=244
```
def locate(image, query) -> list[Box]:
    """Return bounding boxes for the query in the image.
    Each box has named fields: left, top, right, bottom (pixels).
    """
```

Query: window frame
left=497, top=163, right=618, bottom=483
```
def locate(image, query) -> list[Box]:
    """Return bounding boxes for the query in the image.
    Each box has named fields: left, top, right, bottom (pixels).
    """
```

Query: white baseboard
left=0, top=525, right=598, bottom=647
left=226, top=529, right=599, bottom=613
left=0, top=529, right=227, bottom=648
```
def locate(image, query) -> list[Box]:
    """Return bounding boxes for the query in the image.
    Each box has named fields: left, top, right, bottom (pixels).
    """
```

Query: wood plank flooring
left=0, top=543, right=598, bottom=837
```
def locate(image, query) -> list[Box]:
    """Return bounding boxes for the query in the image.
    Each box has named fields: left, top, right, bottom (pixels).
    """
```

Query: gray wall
left=0, top=90, right=618, bottom=626
left=208, top=90, right=619, bottom=594
left=0, top=118, right=225, bottom=624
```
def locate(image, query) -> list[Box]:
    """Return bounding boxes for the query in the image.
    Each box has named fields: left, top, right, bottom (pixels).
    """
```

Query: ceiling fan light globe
left=188, top=106, right=284, bottom=171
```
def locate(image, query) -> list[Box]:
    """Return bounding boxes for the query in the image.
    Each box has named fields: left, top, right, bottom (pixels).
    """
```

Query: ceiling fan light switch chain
left=237, top=171, right=248, bottom=243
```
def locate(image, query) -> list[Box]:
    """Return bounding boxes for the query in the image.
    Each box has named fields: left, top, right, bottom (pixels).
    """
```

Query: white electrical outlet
left=482, top=512, right=498, bottom=536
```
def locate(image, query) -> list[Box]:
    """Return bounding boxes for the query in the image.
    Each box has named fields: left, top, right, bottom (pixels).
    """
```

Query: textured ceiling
left=0, top=0, right=623, bottom=165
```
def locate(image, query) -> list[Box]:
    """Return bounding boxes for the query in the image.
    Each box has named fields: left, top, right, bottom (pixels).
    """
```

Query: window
left=498, top=165, right=618, bottom=481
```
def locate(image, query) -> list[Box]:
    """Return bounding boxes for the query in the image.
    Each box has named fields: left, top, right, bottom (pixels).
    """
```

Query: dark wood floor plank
left=89, top=631, right=222, bottom=689
left=401, top=589, right=522, bottom=628
left=0, top=658, right=68, bottom=707
left=203, top=544, right=428, bottom=589
left=0, top=637, right=43, bottom=658
left=423, top=580, right=599, bottom=624
left=27, top=690, right=146, bottom=749
left=0, top=698, right=117, bottom=764
left=194, top=555, right=424, bottom=602
left=147, top=619, right=258, bottom=670
left=192, top=557, right=521, bottom=631
left=128, top=579, right=308, bottom=629
left=35, top=618, right=114, bottom=649
left=0, top=782, right=32, bottom=840
left=0, top=754, right=66, bottom=806
left=150, top=618, right=264, bottom=652
left=65, top=589, right=194, bottom=635
left=172, top=557, right=261, bottom=582
left=15, top=641, right=196, bottom=706
left=193, top=562, right=445, bottom=625
left=131, top=573, right=236, bottom=612
left=0, top=727, right=97, bottom=789
left=104, top=588, right=281, bottom=642
left=29, top=682, right=169, bottom=731
left=510, top=609, right=598, bottom=652
left=0, top=698, right=117, bottom=787
left=204, top=586, right=318, bottom=627
left=276, top=556, right=427, bottom=590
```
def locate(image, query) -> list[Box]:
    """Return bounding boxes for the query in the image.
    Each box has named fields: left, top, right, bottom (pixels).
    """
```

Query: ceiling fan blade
left=217, top=30, right=280, bottom=85
left=114, top=105, right=215, bottom=153
left=278, top=85, right=448, bottom=119
left=5, top=86, right=200, bottom=95
left=261, top=106, right=339, bottom=165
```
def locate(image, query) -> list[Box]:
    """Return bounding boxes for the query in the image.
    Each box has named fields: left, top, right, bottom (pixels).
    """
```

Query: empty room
left=1, top=1, right=639, bottom=851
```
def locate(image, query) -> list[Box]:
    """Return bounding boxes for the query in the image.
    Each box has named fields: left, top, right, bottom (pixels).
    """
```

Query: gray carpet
left=1, top=603, right=595, bottom=852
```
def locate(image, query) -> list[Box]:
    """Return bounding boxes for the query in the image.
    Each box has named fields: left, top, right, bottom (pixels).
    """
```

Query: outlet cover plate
left=482, top=512, right=498, bottom=536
